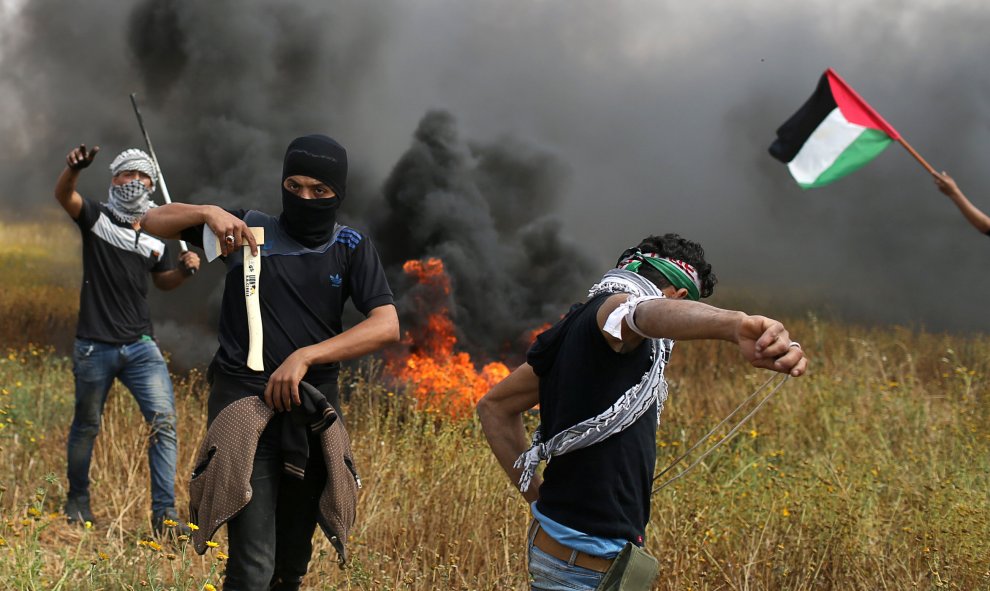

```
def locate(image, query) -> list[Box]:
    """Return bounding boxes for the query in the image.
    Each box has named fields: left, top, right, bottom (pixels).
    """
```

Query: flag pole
left=896, top=137, right=936, bottom=176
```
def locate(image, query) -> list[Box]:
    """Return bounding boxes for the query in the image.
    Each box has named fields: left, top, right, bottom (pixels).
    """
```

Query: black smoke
left=2, top=0, right=990, bottom=363
left=373, top=110, right=593, bottom=359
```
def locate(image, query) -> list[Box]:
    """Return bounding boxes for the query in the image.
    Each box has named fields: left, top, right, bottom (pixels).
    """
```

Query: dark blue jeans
left=223, top=429, right=328, bottom=591
left=68, top=338, right=178, bottom=517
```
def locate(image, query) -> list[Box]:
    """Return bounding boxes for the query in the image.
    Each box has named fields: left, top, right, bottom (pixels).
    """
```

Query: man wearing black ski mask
left=143, top=135, right=400, bottom=590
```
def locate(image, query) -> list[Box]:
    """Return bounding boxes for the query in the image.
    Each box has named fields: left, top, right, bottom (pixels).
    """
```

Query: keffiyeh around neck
left=513, top=269, right=675, bottom=492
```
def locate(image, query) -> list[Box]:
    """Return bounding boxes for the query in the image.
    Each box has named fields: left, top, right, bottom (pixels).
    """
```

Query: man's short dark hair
left=616, top=234, right=717, bottom=298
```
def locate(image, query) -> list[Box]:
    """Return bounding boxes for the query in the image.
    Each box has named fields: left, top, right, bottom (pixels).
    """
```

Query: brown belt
left=532, top=525, right=614, bottom=573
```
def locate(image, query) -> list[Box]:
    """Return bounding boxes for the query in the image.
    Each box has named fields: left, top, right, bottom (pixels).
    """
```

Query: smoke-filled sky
left=2, top=0, right=990, bottom=362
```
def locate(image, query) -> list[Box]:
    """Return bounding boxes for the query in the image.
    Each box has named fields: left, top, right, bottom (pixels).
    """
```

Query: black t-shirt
left=528, top=293, right=657, bottom=544
left=74, top=198, right=174, bottom=343
left=182, top=210, right=394, bottom=386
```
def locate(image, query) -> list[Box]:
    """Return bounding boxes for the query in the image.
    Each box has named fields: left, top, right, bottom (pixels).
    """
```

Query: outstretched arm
left=54, top=144, right=100, bottom=220
left=597, top=294, right=808, bottom=376
left=141, top=203, right=258, bottom=257
left=264, top=304, right=401, bottom=411
left=933, top=171, right=990, bottom=235
left=477, top=363, right=542, bottom=503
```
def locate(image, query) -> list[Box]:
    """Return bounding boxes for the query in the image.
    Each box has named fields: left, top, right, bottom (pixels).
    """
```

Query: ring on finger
left=788, top=341, right=801, bottom=349
left=225, top=234, right=235, bottom=244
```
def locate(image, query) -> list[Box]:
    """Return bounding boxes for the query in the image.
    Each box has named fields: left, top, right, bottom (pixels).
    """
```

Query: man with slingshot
left=478, top=233, right=808, bottom=591
left=55, top=144, right=200, bottom=533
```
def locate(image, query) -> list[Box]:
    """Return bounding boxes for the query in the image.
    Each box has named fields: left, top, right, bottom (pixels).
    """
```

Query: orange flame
left=389, top=258, right=510, bottom=418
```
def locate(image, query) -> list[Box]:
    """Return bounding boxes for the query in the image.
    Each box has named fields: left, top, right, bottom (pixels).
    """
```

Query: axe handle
left=241, top=227, right=266, bottom=372
left=244, top=245, right=263, bottom=371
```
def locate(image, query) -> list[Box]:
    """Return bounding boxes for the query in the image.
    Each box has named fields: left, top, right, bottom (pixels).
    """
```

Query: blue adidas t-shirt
left=182, top=210, right=393, bottom=386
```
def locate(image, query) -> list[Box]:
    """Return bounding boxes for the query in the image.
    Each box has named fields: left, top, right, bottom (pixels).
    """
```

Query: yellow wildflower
left=781, top=508, right=790, bottom=517
left=204, top=584, right=217, bottom=591
left=187, top=522, right=200, bottom=531
left=26, top=507, right=41, bottom=518
left=216, top=551, right=228, bottom=561
left=749, top=429, right=759, bottom=438
left=0, top=537, right=6, bottom=547
left=98, top=551, right=109, bottom=561
left=84, top=521, right=93, bottom=529
left=147, top=541, right=162, bottom=552
left=162, top=519, right=178, bottom=527
left=205, top=541, right=219, bottom=548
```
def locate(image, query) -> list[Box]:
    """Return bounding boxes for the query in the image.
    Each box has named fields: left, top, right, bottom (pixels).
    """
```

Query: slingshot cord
left=651, top=373, right=790, bottom=496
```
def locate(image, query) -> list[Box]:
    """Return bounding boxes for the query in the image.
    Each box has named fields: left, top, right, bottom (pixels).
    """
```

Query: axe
left=204, top=227, right=266, bottom=371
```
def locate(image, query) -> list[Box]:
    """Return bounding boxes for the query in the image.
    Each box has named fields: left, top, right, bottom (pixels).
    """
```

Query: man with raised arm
left=141, top=134, right=399, bottom=591
left=55, top=144, right=199, bottom=533
left=477, top=234, right=808, bottom=591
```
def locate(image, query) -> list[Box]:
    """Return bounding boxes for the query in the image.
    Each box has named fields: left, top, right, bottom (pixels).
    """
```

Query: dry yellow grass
left=0, top=218, right=81, bottom=351
left=0, top=221, right=988, bottom=589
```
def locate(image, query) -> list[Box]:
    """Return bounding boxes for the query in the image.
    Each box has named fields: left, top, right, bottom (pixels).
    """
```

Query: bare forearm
left=142, top=203, right=217, bottom=240
left=478, top=401, right=541, bottom=502
left=477, top=364, right=543, bottom=502
left=947, top=191, right=990, bottom=234
left=297, top=306, right=400, bottom=366
left=152, top=269, right=188, bottom=291
left=54, top=168, right=83, bottom=218
left=634, top=299, right=746, bottom=343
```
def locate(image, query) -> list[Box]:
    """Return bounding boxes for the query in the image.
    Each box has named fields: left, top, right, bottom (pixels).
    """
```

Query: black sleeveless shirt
left=528, top=293, right=658, bottom=544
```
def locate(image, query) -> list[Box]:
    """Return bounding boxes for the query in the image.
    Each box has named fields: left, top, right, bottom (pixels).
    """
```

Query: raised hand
left=66, top=144, right=100, bottom=171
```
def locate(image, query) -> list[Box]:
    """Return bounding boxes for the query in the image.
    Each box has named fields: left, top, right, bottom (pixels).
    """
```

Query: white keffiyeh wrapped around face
left=106, top=180, right=156, bottom=224
left=105, top=149, right=159, bottom=224
left=513, top=269, right=674, bottom=492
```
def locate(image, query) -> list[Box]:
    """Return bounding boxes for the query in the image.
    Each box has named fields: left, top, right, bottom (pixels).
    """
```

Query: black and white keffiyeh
left=513, top=269, right=674, bottom=492
left=105, top=149, right=158, bottom=224
left=109, top=149, right=158, bottom=191
left=106, top=181, right=156, bottom=224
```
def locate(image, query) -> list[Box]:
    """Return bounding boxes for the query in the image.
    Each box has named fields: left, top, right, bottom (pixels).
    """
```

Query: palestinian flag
left=769, top=68, right=900, bottom=189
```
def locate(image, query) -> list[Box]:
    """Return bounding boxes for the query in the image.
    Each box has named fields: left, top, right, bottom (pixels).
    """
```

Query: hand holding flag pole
left=770, top=68, right=934, bottom=187
left=129, top=93, right=195, bottom=275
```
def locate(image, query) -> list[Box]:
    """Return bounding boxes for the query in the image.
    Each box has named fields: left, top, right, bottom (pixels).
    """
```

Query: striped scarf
left=513, top=269, right=674, bottom=492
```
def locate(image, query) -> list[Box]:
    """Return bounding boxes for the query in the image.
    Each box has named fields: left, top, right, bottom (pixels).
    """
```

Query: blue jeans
left=223, top=429, right=327, bottom=591
left=528, top=522, right=606, bottom=591
left=68, top=338, right=178, bottom=517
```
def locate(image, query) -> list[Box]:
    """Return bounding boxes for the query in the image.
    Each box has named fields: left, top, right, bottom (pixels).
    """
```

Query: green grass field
left=1, top=221, right=988, bottom=590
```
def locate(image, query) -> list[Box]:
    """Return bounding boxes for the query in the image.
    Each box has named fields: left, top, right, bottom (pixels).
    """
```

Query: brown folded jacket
left=188, top=393, right=359, bottom=564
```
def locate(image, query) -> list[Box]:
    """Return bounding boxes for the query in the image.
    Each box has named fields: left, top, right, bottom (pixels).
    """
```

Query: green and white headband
left=619, top=250, right=702, bottom=301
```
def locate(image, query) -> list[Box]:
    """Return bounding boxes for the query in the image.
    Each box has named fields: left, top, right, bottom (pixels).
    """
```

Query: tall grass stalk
left=1, top=223, right=988, bottom=589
